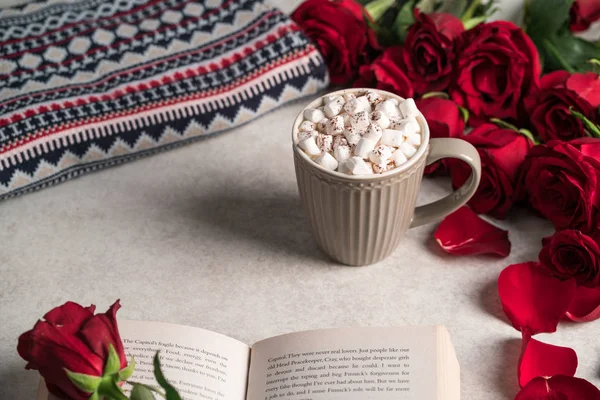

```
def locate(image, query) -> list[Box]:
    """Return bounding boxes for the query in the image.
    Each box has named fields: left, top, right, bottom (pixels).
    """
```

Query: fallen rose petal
left=566, top=286, right=600, bottom=322
left=498, top=262, right=577, bottom=334
left=519, top=333, right=578, bottom=388
left=515, top=375, right=600, bottom=400
left=434, top=206, right=511, bottom=256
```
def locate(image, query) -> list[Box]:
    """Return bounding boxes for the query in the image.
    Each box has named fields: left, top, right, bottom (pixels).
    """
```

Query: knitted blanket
left=0, top=0, right=328, bottom=199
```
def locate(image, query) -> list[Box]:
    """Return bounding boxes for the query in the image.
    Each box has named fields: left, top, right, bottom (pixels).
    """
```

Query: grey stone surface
left=1, top=1, right=600, bottom=399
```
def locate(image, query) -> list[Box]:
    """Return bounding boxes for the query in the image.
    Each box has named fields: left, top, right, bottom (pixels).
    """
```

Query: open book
left=37, top=322, right=459, bottom=400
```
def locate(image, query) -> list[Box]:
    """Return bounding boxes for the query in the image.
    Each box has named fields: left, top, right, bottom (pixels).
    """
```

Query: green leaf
left=104, top=344, right=122, bottom=376
left=526, top=0, right=573, bottom=39
left=153, top=353, right=182, bottom=400
left=131, top=384, right=157, bottom=400
left=118, top=357, right=136, bottom=382
left=547, top=35, right=600, bottom=72
left=458, top=105, right=470, bottom=123
left=90, top=392, right=99, bottom=400
left=490, top=118, right=519, bottom=132
left=461, top=0, right=481, bottom=21
left=365, top=0, right=396, bottom=21
left=570, top=107, right=600, bottom=138
left=518, top=129, right=539, bottom=145
left=96, top=377, right=129, bottom=400
left=438, top=0, right=467, bottom=17
left=415, top=0, right=439, bottom=13
left=65, top=369, right=101, bottom=393
left=463, top=15, right=487, bottom=30
left=421, top=91, right=449, bottom=99
left=392, top=0, right=417, bottom=43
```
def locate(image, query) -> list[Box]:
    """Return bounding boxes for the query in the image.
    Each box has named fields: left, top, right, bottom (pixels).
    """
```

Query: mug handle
left=410, top=138, right=482, bottom=228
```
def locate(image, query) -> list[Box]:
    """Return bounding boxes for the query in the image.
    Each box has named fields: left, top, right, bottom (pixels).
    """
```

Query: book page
left=246, top=326, right=439, bottom=400
left=120, top=320, right=250, bottom=400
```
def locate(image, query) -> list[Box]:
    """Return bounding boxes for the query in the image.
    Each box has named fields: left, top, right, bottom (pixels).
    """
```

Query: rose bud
left=416, top=97, right=465, bottom=175
left=291, top=0, right=378, bottom=85
left=448, top=124, right=533, bottom=219
left=524, top=71, right=600, bottom=142
left=18, top=300, right=130, bottom=400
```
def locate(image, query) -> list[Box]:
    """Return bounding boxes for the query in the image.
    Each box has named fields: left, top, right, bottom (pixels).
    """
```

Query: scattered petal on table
left=434, top=206, right=511, bottom=256
left=566, top=286, right=600, bottom=322
left=515, top=375, right=600, bottom=400
left=498, top=262, right=577, bottom=334
left=518, top=332, right=578, bottom=388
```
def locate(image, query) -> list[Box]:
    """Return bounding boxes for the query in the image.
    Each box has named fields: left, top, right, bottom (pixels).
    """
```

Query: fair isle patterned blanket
left=0, top=0, right=328, bottom=199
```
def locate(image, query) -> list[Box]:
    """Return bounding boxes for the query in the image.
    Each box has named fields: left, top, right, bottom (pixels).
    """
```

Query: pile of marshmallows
left=296, top=90, right=422, bottom=175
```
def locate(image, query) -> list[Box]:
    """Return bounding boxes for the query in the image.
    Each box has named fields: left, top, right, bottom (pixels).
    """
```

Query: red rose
left=518, top=139, right=600, bottom=231
left=524, top=71, right=600, bottom=142
left=570, top=0, right=600, bottom=32
left=416, top=97, right=465, bottom=174
left=450, top=22, right=541, bottom=126
left=401, top=12, right=464, bottom=95
left=449, top=124, right=532, bottom=218
left=18, top=301, right=127, bottom=400
left=540, top=229, right=600, bottom=287
left=291, top=0, right=376, bottom=85
left=353, top=46, right=414, bottom=98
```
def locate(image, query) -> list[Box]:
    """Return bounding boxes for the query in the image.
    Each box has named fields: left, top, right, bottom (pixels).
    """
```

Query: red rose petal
left=515, top=375, right=600, bottom=400
left=518, top=333, right=578, bottom=388
left=498, top=262, right=577, bottom=334
left=434, top=206, right=511, bottom=256
left=566, top=72, right=600, bottom=108
left=566, top=286, right=600, bottom=322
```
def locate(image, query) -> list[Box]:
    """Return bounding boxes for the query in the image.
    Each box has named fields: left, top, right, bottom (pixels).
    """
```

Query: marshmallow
left=324, top=100, right=344, bottom=118
left=388, top=98, right=399, bottom=106
left=299, top=120, right=316, bottom=132
left=315, top=151, right=339, bottom=171
left=375, top=99, right=400, bottom=118
left=344, top=126, right=361, bottom=146
left=298, top=129, right=317, bottom=141
left=371, top=111, right=390, bottom=129
left=343, top=97, right=366, bottom=115
left=323, top=94, right=339, bottom=105
left=354, top=137, right=378, bottom=159
left=342, top=113, right=352, bottom=126
left=399, top=142, right=417, bottom=158
left=373, top=161, right=394, bottom=174
left=357, top=96, right=372, bottom=113
left=392, top=118, right=420, bottom=135
left=365, top=90, right=382, bottom=106
left=333, top=135, right=349, bottom=149
left=350, top=111, right=370, bottom=131
left=346, top=156, right=374, bottom=175
left=368, top=145, right=393, bottom=165
left=363, top=123, right=383, bottom=141
left=316, top=134, right=334, bottom=153
left=325, top=115, right=345, bottom=135
left=316, top=118, right=329, bottom=132
left=343, top=93, right=356, bottom=102
left=298, top=136, right=320, bottom=157
left=405, top=132, right=422, bottom=146
left=392, top=149, right=408, bottom=166
left=399, top=98, right=419, bottom=118
left=381, top=129, right=405, bottom=147
left=304, top=108, right=326, bottom=123
left=333, top=145, right=352, bottom=163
